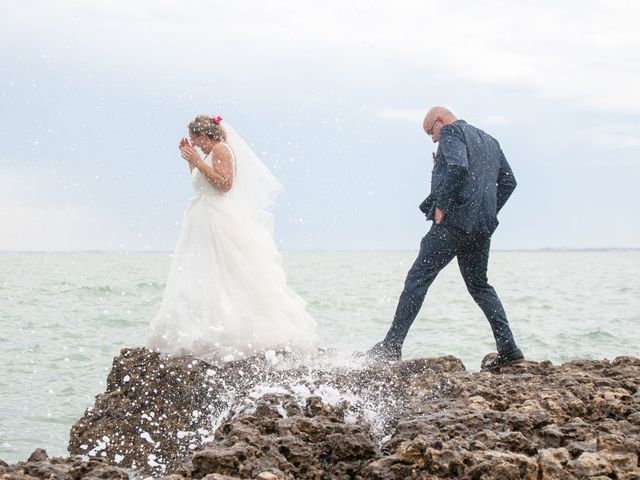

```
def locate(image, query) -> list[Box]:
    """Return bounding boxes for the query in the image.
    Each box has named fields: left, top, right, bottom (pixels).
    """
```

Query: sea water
left=1, top=250, right=639, bottom=463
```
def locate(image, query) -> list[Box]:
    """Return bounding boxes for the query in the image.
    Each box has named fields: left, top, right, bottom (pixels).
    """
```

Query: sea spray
left=68, top=346, right=458, bottom=476
left=212, top=348, right=404, bottom=444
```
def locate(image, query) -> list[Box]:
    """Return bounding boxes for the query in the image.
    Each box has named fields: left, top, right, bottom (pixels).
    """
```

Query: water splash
left=200, top=347, right=409, bottom=446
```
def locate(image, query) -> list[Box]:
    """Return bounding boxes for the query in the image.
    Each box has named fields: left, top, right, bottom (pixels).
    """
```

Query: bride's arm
left=188, top=143, right=234, bottom=192
left=198, top=143, right=234, bottom=192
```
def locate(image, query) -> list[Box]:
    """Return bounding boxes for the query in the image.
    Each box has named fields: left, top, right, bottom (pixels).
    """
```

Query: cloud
left=382, top=1, right=640, bottom=114
left=0, top=172, right=135, bottom=251
left=582, top=123, right=640, bottom=150
left=593, top=134, right=640, bottom=150
left=378, top=110, right=513, bottom=128
left=482, top=115, right=514, bottom=127
left=3, top=1, right=639, bottom=113
left=376, top=108, right=425, bottom=123
left=0, top=202, right=120, bottom=251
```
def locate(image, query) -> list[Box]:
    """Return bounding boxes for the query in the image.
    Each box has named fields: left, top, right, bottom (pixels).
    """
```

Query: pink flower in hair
left=210, top=116, right=223, bottom=124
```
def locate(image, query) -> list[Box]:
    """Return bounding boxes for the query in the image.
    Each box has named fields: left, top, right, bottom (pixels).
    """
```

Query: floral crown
left=209, top=116, right=223, bottom=125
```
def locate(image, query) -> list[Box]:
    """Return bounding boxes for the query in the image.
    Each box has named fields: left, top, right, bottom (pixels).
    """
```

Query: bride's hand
left=180, top=144, right=202, bottom=166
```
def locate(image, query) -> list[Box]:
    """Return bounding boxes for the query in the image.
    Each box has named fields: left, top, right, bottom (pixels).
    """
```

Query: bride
left=148, top=115, right=318, bottom=360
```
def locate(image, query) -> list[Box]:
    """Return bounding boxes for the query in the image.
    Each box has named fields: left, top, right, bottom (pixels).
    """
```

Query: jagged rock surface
left=3, top=348, right=639, bottom=479
left=0, top=448, right=128, bottom=479
left=67, top=347, right=462, bottom=476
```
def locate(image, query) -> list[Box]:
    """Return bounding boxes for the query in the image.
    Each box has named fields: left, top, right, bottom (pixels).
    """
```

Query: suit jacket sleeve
left=496, top=149, right=517, bottom=213
left=435, top=125, right=469, bottom=213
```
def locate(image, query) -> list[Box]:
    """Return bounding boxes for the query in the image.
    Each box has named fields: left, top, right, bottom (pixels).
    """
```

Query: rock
left=537, top=448, right=575, bottom=479
left=628, top=412, right=640, bottom=425
left=179, top=393, right=380, bottom=479
left=566, top=439, right=597, bottom=457
left=200, top=475, right=243, bottom=480
left=190, top=445, right=261, bottom=478
left=601, top=452, right=639, bottom=476
left=41, top=348, right=634, bottom=478
left=68, top=348, right=462, bottom=476
left=25, top=449, right=47, bottom=463
left=68, top=347, right=222, bottom=476
left=0, top=454, right=129, bottom=479
left=0, top=473, right=42, bottom=480
left=569, top=452, right=614, bottom=478
left=465, top=450, right=539, bottom=479
left=255, top=469, right=286, bottom=480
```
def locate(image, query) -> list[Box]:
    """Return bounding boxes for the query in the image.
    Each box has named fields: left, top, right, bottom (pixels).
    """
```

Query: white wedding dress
left=148, top=124, right=318, bottom=360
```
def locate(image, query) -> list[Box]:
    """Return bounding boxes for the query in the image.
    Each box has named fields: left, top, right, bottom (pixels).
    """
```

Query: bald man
left=367, top=107, right=523, bottom=369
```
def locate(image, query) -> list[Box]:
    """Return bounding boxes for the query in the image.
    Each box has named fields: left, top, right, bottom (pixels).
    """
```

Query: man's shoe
left=481, top=347, right=524, bottom=370
left=365, top=341, right=402, bottom=362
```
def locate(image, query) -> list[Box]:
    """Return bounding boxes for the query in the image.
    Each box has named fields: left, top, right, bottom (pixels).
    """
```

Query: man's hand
left=435, top=207, right=445, bottom=224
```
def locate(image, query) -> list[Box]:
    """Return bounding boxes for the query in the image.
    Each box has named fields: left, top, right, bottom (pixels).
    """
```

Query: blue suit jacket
left=419, top=120, right=517, bottom=235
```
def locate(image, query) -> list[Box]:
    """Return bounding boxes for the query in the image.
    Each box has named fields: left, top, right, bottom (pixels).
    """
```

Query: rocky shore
left=2, top=347, right=639, bottom=479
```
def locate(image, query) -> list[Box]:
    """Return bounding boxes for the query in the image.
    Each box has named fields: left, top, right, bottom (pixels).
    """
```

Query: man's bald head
left=423, top=107, right=457, bottom=130
left=423, top=106, right=458, bottom=143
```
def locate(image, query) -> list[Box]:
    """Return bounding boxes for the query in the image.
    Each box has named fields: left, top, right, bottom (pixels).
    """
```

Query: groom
left=368, top=106, right=523, bottom=369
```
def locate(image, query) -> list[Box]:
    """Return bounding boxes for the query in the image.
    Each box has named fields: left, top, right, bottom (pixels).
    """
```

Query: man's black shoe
left=481, top=347, right=524, bottom=370
left=365, top=341, right=402, bottom=362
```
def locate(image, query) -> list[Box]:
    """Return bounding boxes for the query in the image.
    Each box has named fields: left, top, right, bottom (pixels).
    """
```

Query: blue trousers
left=383, top=223, right=518, bottom=353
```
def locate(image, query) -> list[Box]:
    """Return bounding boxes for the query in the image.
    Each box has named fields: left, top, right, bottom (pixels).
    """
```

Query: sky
left=1, top=0, right=639, bottom=251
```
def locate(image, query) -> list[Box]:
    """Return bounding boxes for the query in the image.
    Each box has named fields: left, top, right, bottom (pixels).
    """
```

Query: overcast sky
left=1, top=0, right=639, bottom=251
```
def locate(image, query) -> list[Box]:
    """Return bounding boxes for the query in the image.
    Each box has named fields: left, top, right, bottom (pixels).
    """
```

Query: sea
left=1, top=250, right=639, bottom=464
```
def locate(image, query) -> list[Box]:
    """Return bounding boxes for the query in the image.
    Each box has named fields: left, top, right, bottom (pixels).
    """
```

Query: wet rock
left=176, top=393, right=380, bottom=479
left=67, top=348, right=459, bottom=476
left=0, top=449, right=128, bottom=479
left=25, top=449, right=47, bottom=463
left=58, top=348, right=640, bottom=478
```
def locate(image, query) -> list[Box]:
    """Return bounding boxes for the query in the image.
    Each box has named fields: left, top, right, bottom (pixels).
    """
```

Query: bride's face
left=189, top=132, right=208, bottom=150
